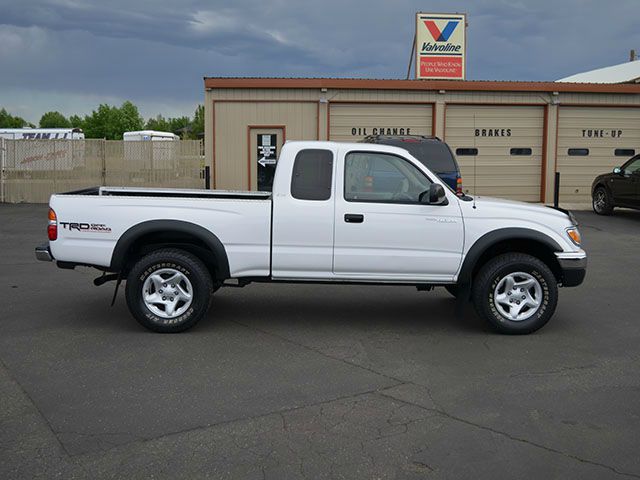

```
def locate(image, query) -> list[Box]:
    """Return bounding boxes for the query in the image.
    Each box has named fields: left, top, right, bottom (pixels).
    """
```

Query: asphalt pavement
left=1, top=203, right=639, bottom=479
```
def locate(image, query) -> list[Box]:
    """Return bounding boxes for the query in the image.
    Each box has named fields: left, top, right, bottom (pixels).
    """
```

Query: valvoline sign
left=416, top=13, right=466, bottom=80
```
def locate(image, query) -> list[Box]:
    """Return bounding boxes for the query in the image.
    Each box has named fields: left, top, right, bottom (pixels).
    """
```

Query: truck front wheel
left=472, top=253, right=558, bottom=334
left=125, top=248, right=213, bottom=333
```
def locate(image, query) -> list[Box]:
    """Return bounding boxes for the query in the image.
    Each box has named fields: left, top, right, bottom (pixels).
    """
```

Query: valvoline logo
left=423, top=20, right=459, bottom=42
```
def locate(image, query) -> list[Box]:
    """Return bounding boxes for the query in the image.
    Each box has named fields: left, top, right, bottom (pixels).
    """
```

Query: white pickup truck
left=36, top=141, right=586, bottom=334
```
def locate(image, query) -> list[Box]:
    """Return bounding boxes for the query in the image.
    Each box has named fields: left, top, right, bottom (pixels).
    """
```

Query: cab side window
left=344, top=152, right=431, bottom=203
left=291, top=149, right=333, bottom=200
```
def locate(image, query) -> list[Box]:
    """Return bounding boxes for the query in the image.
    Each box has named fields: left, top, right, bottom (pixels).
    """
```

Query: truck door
left=333, top=148, right=464, bottom=282
left=271, top=147, right=337, bottom=279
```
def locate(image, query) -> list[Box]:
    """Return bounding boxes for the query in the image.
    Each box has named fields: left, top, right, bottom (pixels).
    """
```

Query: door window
left=622, top=156, right=640, bottom=175
left=344, top=152, right=432, bottom=203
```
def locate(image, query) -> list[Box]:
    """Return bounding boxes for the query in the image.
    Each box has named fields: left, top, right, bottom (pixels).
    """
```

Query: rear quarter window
left=290, top=149, right=333, bottom=201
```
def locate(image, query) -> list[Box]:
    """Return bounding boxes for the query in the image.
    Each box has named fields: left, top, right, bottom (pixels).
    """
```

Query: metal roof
left=204, top=77, right=640, bottom=94
left=557, top=61, right=640, bottom=84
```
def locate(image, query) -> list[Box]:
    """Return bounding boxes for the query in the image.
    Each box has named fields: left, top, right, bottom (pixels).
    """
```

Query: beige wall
left=329, top=103, right=432, bottom=141
left=556, top=106, right=640, bottom=203
left=211, top=101, right=318, bottom=190
left=205, top=86, right=640, bottom=203
left=445, top=105, right=545, bottom=201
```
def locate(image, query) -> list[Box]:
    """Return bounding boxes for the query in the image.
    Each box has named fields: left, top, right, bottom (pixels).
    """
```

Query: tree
left=69, top=115, right=84, bottom=129
left=82, top=101, right=144, bottom=139
left=82, top=104, right=116, bottom=139
left=145, top=114, right=170, bottom=132
left=39, top=111, right=71, bottom=128
left=190, top=105, right=205, bottom=139
left=119, top=101, right=144, bottom=133
left=169, top=116, right=191, bottom=137
left=0, top=108, right=30, bottom=128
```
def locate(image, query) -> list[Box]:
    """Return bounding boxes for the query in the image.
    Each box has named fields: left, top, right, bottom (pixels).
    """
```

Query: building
left=557, top=59, right=640, bottom=84
left=204, top=77, right=640, bottom=204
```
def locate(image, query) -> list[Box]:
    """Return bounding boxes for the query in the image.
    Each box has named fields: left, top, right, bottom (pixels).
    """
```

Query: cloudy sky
left=1, top=0, right=638, bottom=123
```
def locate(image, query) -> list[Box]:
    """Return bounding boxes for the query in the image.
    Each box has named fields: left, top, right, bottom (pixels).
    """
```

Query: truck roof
left=284, top=140, right=420, bottom=157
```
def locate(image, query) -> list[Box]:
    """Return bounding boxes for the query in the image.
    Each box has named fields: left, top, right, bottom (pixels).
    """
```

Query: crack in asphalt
left=509, top=363, right=598, bottom=378
left=71, top=383, right=405, bottom=459
left=3, top=317, right=638, bottom=478
left=377, top=389, right=640, bottom=479
left=228, top=318, right=640, bottom=478
left=0, top=356, right=72, bottom=457
left=227, top=318, right=407, bottom=385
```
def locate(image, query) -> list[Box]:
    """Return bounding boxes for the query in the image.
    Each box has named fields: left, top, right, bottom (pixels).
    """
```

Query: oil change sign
left=416, top=12, right=466, bottom=80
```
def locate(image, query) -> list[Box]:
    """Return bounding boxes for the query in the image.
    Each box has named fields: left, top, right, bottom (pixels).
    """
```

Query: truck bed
left=49, top=186, right=272, bottom=276
left=62, top=186, right=272, bottom=200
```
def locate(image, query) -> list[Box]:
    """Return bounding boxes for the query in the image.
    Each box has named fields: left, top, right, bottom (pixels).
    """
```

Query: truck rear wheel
left=125, top=248, right=213, bottom=333
left=472, top=253, right=558, bottom=334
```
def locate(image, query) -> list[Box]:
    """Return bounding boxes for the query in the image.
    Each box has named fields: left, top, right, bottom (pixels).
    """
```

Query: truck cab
left=271, top=143, right=463, bottom=282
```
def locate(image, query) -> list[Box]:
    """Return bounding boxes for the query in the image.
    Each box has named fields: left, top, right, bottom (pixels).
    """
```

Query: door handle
left=344, top=214, right=364, bottom=223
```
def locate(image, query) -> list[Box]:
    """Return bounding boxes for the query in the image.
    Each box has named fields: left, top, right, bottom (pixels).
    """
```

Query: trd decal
left=59, top=222, right=112, bottom=233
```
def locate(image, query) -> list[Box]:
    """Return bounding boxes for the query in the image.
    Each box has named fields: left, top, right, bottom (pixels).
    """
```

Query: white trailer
left=123, top=130, right=177, bottom=142
left=0, top=128, right=84, bottom=140
left=123, top=131, right=178, bottom=170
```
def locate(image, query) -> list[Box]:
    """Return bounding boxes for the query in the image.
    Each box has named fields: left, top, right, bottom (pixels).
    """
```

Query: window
left=568, top=148, right=589, bottom=156
left=510, top=148, right=532, bottom=156
left=344, top=152, right=431, bottom=203
left=381, top=140, right=457, bottom=171
left=456, top=148, right=478, bottom=156
left=622, top=156, right=640, bottom=174
left=615, top=148, right=636, bottom=157
left=290, top=149, right=333, bottom=201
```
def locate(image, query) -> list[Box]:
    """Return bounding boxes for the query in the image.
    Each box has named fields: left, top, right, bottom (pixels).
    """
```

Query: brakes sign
left=416, top=13, right=466, bottom=80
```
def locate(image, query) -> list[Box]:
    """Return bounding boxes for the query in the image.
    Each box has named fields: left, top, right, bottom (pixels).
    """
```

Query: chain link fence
left=0, top=139, right=206, bottom=203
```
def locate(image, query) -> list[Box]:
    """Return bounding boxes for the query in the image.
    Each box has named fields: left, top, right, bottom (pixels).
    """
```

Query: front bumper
left=555, top=251, right=587, bottom=287
left=35, top=243, right=53, bottom=262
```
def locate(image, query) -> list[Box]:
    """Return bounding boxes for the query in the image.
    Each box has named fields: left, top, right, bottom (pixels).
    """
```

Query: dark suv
left=361, top=135, right=463, bottom=194
left=591, top=154, right=640, bottom=215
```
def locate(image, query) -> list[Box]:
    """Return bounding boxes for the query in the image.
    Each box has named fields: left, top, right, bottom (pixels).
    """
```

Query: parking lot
left=1, top=203, right=639, bottom=479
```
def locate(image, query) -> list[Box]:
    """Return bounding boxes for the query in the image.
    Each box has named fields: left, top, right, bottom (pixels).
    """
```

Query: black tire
left=125, top=248, right=213, bottom=333
left=444, top=285, right=459, bottom=298
left=592, top=186, right=614, bottom=215
left=472, top=253, right=558, bottom=335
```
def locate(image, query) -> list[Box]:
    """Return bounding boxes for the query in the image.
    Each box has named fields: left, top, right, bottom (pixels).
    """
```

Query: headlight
left=566, top=227, right=581, bottom=246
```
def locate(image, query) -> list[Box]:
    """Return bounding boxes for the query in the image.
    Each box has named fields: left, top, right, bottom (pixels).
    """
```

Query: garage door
left=557, top=107, right=640, bottom=204
left=329, top=104, right=433, bottom=142
left=445, top=105, right=545, bottom=202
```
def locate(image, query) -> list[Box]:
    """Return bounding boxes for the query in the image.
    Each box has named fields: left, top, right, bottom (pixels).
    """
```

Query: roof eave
left=203, top=77, right=640, bottom=94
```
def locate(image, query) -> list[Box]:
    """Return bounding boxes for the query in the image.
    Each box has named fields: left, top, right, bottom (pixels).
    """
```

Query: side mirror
left=613, top=167, right=622, bottom=175
left=420, top=183, right=448, bottom=205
